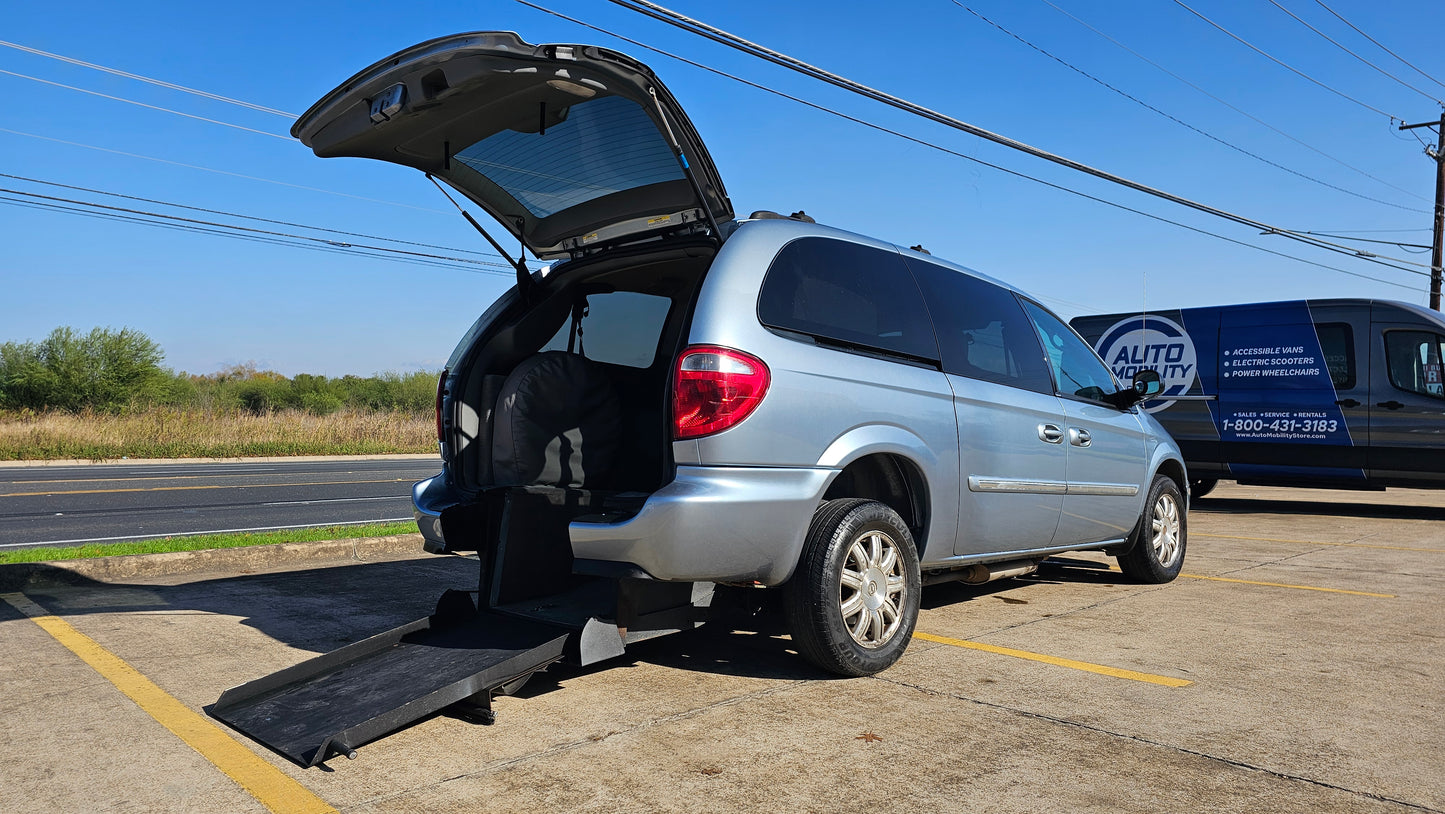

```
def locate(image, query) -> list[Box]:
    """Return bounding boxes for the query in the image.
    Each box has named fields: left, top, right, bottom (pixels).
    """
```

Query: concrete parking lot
left=1, top=482, right=1440, bottom=813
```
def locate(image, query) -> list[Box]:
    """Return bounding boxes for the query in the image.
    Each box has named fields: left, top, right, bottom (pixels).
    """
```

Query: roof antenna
left=426, top=174, right=532, bottom=298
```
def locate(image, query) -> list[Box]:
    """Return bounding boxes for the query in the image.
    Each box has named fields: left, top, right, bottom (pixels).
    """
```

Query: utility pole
left=1399, top=113, right=1445, bottom=311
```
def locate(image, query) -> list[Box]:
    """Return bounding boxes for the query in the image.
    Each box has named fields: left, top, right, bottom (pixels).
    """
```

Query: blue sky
left=3, top=0, right=1440, bottom=376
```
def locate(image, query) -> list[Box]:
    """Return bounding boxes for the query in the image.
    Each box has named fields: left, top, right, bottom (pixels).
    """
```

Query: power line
left=1034, top=0, right=1430, bottom=204
left=517, top=1, right=1422, bottom=292
left=1264, top=0, right=1442, bottom=107
left=0, top=127, right=447, bottom=214
left=0, top=173, right=511, bottom=262
left=0, top=195, right=499, bottom=275
left=1170, top=0, right=1401, bottom=122
left=0, top=68, right=291, bottom=140
left=953, top=2, right=1426, bottom=214
left=0, top=39, right=298, bottom=118
left=0, top=187, right=516, bottom=274
left=597, top=0, right=1432, bottom=274
left=1290, top=231, right=1431, bottom=250
left=1311, top=0, right=1445, bottom=94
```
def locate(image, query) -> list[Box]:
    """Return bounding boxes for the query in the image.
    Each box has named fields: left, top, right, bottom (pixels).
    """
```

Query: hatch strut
left=426, top=174, right=533, bottom=297
left=647, top=87, right=724, bottom=242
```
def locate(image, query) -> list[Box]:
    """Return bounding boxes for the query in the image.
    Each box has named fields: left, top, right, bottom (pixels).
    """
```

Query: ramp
left=211, top=602, right=569, bottom=767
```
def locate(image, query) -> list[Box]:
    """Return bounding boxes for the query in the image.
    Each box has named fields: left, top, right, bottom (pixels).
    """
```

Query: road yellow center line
left=0, top=478, right=408, bottom=498
left=912, top=631, right=1192, bottom=687
left=0, top=592, right=335, bottom=814
left=1197, top=533, right=1440, bottom=553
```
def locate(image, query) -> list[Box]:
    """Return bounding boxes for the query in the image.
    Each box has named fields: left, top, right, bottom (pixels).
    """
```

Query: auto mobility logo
left=1095, top=315, right=1197, bottom=413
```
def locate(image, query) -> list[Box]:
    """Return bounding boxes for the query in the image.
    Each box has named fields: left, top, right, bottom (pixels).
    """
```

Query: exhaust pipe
left=923, top=559, right=1039, bottom=587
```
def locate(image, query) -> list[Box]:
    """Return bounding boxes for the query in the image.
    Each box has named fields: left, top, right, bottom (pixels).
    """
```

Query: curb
left=0, top=534, right=429, bottom=591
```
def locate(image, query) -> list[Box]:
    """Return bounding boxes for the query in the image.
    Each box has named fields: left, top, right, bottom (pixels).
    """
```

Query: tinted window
left=1315, top=322, right=1356, bottom=389
left=453, top=95, right=684, bottom=218
left=1020, top=299, right=1120, bottom=403
left=758, top=238, right=938, bottom=360
left=905, top=259, right=1051, bottom=393
left=541, top=291, right=672, bottom=368
left=1385, top=330, right=1445, bottom=399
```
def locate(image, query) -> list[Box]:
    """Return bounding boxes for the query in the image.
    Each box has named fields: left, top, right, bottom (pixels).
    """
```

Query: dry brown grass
left=0, top=408, right=434, bottom=460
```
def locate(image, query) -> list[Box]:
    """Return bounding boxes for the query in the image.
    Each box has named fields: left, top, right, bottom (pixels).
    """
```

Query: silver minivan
left=294, top=32, right=1188, bottom=677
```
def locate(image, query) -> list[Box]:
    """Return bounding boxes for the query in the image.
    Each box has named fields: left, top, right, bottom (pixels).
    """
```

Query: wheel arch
left=821, top=451, right=933, bottom=561
left=1153, top=456, right=1188, bottom=504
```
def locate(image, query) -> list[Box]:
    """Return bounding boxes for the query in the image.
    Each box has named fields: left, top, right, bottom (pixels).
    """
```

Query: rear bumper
left=412, top=475, right=453, bottom=553
left=569, top=465, right=834, bottom=585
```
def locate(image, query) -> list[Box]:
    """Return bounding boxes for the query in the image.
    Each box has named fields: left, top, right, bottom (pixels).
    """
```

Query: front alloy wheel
left=1149, top=489, right=1184, bottom=569
left=1117, top=474, right=1187, bottom=583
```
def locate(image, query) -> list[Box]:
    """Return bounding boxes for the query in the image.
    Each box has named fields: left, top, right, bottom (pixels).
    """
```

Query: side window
left=1314, top=323, right=1356, bottom=389
left=904, top=259, right=1052, bottom=393
left=540, top=291, right=672, bottom=368
left=1385, top=330, right=1445, bottom=399
left=758, top=238, right=939, bottom=361
left=1020, top=299, right=1121, bottom=404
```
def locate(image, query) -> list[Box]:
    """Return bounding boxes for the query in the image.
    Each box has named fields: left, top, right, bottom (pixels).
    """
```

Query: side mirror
left=1113, top=369, right=1162, bottom=408
left=1131, top=369, right=1163, bottom=398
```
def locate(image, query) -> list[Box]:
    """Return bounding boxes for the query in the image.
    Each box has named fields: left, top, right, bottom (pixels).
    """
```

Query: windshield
left=452, top=95, right=685, bottom=219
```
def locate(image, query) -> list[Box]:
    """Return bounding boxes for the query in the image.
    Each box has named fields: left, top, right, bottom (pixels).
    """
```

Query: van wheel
left=1117, top=475, right=1187, bottom=584
left=784, top=499, right=921, bottom=676
left=1190, top=479, right=1217, bottom=499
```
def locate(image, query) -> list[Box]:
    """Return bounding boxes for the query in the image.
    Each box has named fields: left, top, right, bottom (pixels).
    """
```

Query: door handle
left=1038, top=424, right=1063, bottom=444
left=1377, top=400, right=1405, bottom=410
left=1334, top=398, right=1360, bottom=408
left=1069, top=427, right=1092, bottom=447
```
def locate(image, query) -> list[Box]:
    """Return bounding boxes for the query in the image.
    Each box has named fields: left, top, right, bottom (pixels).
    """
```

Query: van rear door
left=1369, top=304, right=1445, bottom=485
left=291, top=32, right=732, bottom=259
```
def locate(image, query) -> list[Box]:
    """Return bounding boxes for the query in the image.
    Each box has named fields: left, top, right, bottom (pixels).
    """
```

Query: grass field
left=0, top=408, right=434, bottom=460
left=0, top=521, right=421, bottom=565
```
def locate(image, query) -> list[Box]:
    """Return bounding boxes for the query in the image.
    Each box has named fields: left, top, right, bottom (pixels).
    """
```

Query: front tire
left=1190, top=478, right=1217, bottom=499
left=1117, top=475, right=1187, bottom=583
left=784, top=499, right=921, bottom=676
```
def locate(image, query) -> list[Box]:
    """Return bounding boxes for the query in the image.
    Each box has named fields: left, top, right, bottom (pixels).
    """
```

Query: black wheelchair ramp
left=211, top=604, right=569, bottom=767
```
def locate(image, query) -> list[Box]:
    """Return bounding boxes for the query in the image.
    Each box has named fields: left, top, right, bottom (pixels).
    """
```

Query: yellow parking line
left=1, top=592, right=335, bottom=814
left=912, top=631, right=1192, bottom=687
left=0, top=478, right=407, bottom=498
left=1176, top=572, right=1394, bottom=598
left=1197, top=533, right=1439, bottom=554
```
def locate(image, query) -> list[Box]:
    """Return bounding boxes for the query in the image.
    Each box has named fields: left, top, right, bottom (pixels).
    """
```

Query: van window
left=758, top=237, right=939, bottom=361
left=905, top=259, right=1051, bottom=393
left=1020, top=299, right=1120, bottom=403
left=1315, top=323, right=1355, bottom=389
left=540, top=291, right=672, bottom=368
left=452, top=95, right=685, bottom=219
left=1385, top=330, right=1445, bottom=398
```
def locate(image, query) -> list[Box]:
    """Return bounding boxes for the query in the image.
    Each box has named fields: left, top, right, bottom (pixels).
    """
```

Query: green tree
left=0, top=326, right=168, bottom=412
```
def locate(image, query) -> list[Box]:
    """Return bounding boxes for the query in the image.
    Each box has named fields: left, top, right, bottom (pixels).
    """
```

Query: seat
left=491, top=351, right=622, bottom=489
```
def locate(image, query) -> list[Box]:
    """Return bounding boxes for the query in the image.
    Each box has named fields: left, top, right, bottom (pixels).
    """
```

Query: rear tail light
left=673, top=346, right=770, bottom=440
left=435, top=369, right=449, bottom=445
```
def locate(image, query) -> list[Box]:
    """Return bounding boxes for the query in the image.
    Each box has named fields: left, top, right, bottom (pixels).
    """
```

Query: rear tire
left=1190, top=479, right=1217, bottom=499
left=1117, top=475, right=1187, bottom=584
left=784, top=499, right=921, bottom=676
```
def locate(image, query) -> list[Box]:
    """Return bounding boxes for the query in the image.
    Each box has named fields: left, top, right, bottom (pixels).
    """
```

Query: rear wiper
left=426, top=174, right=533, bottom=298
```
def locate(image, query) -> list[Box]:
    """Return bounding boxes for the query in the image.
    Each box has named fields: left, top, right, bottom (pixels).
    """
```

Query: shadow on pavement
left=1191, top=495, right=1445, bottom=522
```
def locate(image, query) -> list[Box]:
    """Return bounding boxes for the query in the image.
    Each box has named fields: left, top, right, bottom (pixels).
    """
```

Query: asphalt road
left=0, top=457, right=441, bottom=551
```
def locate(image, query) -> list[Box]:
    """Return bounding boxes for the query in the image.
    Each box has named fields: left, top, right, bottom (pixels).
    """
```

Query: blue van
left=1072, top=299, right=1445, bottom=495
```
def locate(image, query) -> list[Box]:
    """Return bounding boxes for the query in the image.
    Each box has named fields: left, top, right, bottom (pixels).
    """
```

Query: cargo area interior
left=438, top=245, right=717, bottom=638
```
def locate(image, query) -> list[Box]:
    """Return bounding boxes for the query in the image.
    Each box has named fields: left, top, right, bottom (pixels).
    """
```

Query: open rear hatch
left=291, top=31, right=733, bottom=259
